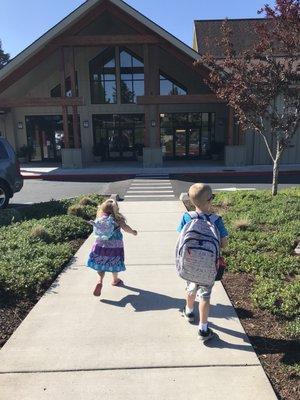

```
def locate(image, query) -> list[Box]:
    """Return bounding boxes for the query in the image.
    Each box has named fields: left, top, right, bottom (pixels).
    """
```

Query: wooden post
left=70, top=47, right=80, bottom=148
left=60, top=47, right=69, bottom=148
left=227, top=107, right=234, bottom=146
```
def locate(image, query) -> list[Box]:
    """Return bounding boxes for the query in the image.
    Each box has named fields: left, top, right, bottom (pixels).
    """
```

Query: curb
left=21, top=169, right=300, bottom=182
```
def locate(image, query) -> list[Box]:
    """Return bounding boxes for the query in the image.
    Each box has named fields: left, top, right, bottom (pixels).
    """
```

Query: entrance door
left=174, top=128, right=201, bottom=159
left=107, top=127, right=135, bottom=160
left=175, top=129, right=187, bottom=158
left=26, top=116, right=63, bottom=162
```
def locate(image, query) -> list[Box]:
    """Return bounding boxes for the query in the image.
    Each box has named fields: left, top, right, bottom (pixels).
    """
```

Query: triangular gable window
left=90, top=48, right=117, bottom=104
left=160, top=73, right=187, bottom=95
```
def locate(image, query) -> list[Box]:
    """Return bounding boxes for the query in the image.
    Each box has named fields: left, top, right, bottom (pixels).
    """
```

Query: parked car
left=0, top=138, right=23, bottom=209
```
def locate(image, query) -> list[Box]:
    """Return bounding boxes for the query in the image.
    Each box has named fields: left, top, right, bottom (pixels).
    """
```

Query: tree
left=0, top=40, right=10, bottom=69
left=195, top=0, right=300, bottom=195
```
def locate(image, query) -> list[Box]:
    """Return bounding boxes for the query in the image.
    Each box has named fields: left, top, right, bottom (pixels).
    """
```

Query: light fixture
left=151, top=120, right=156, bottom=127
left=83, top=120, right=89, bottom=128
left=18, top=122, right=23, bottom=129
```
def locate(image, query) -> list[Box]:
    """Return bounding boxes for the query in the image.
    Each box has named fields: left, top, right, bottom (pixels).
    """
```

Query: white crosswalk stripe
left=124, top=174, right=175, bottom=201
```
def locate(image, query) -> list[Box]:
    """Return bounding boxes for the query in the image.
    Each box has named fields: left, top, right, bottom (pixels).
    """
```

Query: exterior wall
left=1, top=8, right=298, bottom=166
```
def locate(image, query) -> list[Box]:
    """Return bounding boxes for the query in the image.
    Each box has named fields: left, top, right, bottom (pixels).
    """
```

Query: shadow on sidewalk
left=101, top=285, right=235, bottom=319
left=101, top=284, right=185, bottom=312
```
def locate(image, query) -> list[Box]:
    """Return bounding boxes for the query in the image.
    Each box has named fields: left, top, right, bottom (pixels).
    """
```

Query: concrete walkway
left=0, top=201, right=277, bottom=399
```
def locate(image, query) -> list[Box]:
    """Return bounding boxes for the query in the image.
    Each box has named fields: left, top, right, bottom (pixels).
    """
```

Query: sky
left=1, top=0, right=276, bottom=58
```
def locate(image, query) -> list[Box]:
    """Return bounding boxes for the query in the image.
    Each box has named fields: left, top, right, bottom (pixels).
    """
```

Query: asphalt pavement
left=9, top=175, right=300, bottom=207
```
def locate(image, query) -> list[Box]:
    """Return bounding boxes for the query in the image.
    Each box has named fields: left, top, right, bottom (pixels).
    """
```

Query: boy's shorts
left=186, top=281, right=214, bottom=300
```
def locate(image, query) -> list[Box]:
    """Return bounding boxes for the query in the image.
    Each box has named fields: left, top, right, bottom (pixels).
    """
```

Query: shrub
left=30, top=225, right=50, bottom=242
left=251, top=277, right=281, bottom=314
left=78, top=196, right=98, bottom=207
left=286, top=317, right=300, bottom=339
left=0, top=209, right=22, bottom=227
left=233, top=218, right=252, bottom=231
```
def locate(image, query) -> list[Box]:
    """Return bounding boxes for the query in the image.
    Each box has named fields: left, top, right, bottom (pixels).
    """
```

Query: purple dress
left=86, top=224, right=125, bottom=273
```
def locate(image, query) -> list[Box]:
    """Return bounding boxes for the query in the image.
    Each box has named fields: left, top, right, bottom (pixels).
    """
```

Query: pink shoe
left=93, top=282, right=102, bottom=296
left=111, top=279, right=123, bottom=287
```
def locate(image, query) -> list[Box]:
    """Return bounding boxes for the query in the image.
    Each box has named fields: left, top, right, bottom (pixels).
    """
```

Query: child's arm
left=119, top=221, right=137, bottom=236
left=221, top=237, right=228, bottom=248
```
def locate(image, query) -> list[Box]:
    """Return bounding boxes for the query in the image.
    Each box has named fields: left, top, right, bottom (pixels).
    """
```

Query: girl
left=86, top=199, right=137, bottom=297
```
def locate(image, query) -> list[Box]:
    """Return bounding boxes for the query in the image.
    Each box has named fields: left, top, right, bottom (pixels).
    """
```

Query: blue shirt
left=177, top=212, right=229, bottom=238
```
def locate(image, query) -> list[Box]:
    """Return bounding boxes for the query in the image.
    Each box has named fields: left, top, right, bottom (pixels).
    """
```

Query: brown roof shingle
left=194, top=18, right=267, bottom=58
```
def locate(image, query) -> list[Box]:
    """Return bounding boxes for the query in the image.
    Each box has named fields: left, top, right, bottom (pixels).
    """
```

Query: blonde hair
left=188, top=183, right=213, bottom=208
left=97, top=199, right=126, bottom=225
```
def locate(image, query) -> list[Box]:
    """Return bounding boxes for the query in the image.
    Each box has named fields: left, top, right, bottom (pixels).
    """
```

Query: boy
left=177, top=183, right=229, bottom=342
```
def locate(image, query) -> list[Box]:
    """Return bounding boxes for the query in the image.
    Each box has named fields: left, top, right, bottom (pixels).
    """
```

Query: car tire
left=0, top=183, right=10, bottom=209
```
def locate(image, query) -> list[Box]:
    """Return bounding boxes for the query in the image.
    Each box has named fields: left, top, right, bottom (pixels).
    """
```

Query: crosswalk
left=124, top=174, right=175, bottom=201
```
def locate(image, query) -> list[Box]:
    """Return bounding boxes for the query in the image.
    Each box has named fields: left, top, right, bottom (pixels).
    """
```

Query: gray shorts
left=186, top=281, right=214, bottom=300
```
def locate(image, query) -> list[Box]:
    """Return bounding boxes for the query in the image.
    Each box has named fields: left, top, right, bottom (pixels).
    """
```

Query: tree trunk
left=272, top=156, right=281, bottom=196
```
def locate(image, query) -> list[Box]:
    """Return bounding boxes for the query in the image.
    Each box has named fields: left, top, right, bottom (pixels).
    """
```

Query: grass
left=0, top=194, right=104, bottom=299
left=186, top=188, right=300, bottom=375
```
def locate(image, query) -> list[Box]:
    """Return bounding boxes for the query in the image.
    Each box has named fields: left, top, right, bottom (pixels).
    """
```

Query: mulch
left=222, top=272, right=300, bottom=400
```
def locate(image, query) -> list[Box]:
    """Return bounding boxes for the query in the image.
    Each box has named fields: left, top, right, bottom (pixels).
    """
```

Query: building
left=0, top=0, right=299, bottom=167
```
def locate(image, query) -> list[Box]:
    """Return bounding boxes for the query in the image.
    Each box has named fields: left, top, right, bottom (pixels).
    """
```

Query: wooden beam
left=53, top=35, right=159, bottom=47
left=62, top=105, right=69, bottom=149
left=70, top=47, right=80, bottom=149
left=137, top=94, right=225, bottom=105
left=227, top=107, right=234, bottom=145
left=0, top=97, right=84, bottom=108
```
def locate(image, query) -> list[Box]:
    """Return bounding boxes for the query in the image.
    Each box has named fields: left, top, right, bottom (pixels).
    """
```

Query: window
left=120, top=50, right=144, bottom=103
left=90, top=49, right=117, bottom=104
left=50, top=74, right=78, bottom=98
left=160, top=73, right=187, bottom=95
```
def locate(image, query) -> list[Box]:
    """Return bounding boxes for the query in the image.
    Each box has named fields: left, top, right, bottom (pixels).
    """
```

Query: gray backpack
left=175, top=212, right=220, bottom=286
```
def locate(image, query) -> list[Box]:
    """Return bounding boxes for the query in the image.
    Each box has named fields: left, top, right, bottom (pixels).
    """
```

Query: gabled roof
left=0, top=0, right=200, bottom=83
left=194, top=18, right=267, bottom=58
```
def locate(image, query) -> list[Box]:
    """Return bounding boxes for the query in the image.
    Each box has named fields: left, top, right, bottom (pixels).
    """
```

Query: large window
left=160, top=73, right=187, bottom=95
left=89, top=48, right=144, bottom=104
left=90, top=49, right=117, bottom=104
left=50, top=74, right=78, bottom=98
left=120, top=50, right=144, bottom=103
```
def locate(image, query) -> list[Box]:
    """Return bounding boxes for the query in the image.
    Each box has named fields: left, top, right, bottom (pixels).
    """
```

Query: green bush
left=251, top=277, right=300, bottom=318
left=0, top=209, right=22, bottom=227
left=251, top=277, right=282, bottom=314
left=286, top=317, right=300, bottom=339
left=0, top=194, right=104, bottom=298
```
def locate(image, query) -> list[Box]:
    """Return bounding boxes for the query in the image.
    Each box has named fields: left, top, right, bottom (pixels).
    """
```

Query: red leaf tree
left=196, top=0, right=300, bottom=195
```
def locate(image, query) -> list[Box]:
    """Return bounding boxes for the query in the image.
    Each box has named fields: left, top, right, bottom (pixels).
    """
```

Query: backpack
left=175, top=212, right=221, bottom=286
left=91, top=215, right=116, bottom=241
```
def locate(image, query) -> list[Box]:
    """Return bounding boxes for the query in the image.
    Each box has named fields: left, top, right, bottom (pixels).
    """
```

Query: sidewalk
left=20, top=162, right=300, bottom=181
left=0, top=201, right=277, bottom=399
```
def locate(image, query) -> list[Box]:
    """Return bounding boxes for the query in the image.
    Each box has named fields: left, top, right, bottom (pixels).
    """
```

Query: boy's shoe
left=182, top=309, right=195, bottom=323
left=198, top=327, right=216, bottom=342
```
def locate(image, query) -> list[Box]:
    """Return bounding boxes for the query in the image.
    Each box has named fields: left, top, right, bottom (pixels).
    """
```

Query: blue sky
left=1, top=0, right=276, bottom=58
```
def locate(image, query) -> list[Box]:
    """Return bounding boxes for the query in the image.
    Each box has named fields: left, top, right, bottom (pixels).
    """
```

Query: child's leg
left=93, top=272, right=105, bottom=296
left=198, top=286, right=213, bottom=333
left=97, top=272, right=105, bottom=283
left=186, top=291, right=196, bottom=311
left=199, top=298, right=210, bottom=325
left=111, top=272, right=123, bottom=286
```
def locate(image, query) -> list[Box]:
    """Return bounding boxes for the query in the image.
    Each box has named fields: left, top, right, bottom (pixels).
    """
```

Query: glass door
left=175, top=129, right=187, bottom=158
left=188, top=128, right=200, bottom=158
left=107, top=128, right=135, bottom=160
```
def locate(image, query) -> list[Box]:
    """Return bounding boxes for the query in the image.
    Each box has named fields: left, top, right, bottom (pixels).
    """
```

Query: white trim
left=0, top=0, right=200, bottom=84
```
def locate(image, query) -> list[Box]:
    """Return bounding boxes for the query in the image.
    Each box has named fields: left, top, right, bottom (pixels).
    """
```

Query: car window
left=0, top=142, right=9, bottom=159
